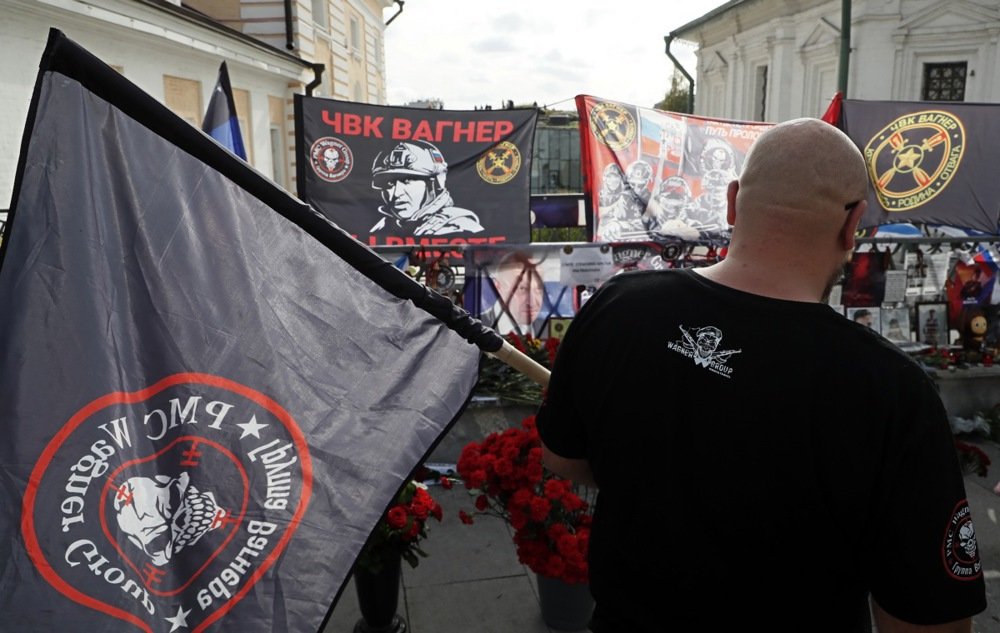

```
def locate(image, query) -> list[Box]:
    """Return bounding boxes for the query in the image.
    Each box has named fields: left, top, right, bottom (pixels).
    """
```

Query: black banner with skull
left=296, top=96, right=537, bottom=249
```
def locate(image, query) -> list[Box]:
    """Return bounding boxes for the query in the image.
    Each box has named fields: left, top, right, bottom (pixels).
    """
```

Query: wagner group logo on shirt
left=667, top=324, right=742, bottom=378
left=943, top=499, right=983, bottom=581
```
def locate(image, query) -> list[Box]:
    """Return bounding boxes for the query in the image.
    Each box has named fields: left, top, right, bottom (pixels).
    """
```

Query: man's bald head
left=696, top=118, right=871, bottom=301
left=737, top=118, right=868, bottom=224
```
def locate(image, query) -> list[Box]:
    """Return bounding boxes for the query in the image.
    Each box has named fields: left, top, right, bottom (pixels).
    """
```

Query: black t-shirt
left=536, top=269, right=986, bottom=631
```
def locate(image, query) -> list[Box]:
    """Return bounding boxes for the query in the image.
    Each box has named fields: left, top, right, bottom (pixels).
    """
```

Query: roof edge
left=134, top=0, right=312, bottom=68
left=670, top=0, right=749, bottom=37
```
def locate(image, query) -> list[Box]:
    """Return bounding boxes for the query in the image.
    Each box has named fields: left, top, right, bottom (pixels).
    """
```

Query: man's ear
left=841, top=199, right=867, bottom=251
left=726, top=180, right=739, bottom=226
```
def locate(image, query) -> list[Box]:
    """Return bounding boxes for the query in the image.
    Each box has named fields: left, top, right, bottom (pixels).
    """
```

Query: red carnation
left=386, top=506, right=408, bottom=530
left=544, top=479, right=566, bottom=500
left=529, top=496, right=551, bottom=522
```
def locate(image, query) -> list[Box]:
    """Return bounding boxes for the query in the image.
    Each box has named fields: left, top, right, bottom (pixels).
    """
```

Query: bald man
left=536, top=119, right=986, bottom=633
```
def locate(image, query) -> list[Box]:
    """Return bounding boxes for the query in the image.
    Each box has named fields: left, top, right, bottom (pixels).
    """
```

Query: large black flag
left=836, top=99, right=1000, bottom=233
left=0, top=30, right=488, bottom=632
left=296, top=96, right=537, bottom=248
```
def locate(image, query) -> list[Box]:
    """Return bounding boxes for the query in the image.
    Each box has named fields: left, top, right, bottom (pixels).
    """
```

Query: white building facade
left=671, top=0, right=1000, bottom=122
left=1, top=0, right=395, bottom=209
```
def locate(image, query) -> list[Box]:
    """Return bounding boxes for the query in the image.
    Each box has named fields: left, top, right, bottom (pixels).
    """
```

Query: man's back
left=537, top=268, right=984, bottom=631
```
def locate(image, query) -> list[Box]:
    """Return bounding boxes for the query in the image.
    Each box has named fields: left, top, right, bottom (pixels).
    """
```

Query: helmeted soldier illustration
left=369, top=140, right=483, bottom=236
left=597, top=160, right=655, bottom=241
left=598, top=163, right=626, bottom=207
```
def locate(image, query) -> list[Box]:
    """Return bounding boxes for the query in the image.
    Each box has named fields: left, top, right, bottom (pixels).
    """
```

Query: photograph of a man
left=369, top=140, right=483, bottom=236
left=847, top=306, right=880, bottom=332
left=490, top=253, right=546, bottom=335
left=464, top=248, right=576, bottom=337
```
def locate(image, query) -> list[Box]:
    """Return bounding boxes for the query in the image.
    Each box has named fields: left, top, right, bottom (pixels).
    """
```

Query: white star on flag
left=237, top=414, right=268, bottom=439
left=164, top=605, right=191, bottom=632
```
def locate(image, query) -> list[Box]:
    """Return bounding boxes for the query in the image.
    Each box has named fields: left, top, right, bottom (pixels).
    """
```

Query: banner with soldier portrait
left=832, top=99, right=1000, bottom=234
left=296, top=97, right=537, bottom=248
left=575, top=95, right=773, bottom=243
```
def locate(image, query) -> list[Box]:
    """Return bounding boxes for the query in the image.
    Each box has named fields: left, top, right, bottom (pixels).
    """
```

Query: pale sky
left=382, top=0, right=730, bottom=111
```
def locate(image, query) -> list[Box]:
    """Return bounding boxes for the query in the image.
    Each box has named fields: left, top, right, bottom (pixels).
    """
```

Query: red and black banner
left=832, top=99, right=1000, bottom=234
left=576, top=94, right=773, bottom=243
left=0, top=30, right=483, bottom=632
left=296, top=96, right=537, bottom=249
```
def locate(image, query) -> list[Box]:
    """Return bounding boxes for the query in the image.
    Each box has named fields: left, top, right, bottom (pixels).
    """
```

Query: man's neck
left=693, top=258, right=828, bottom=303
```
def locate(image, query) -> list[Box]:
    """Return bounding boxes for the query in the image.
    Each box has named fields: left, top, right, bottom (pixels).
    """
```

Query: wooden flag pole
left=487, top=339, right=551, bottom=388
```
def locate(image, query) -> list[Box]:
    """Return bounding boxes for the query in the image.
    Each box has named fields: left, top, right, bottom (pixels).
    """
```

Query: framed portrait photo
left=880, top=307, right=911, bottom=344
left=916, top=302, right=949, bottom=347
left=846, top=306, right=881, bottom=332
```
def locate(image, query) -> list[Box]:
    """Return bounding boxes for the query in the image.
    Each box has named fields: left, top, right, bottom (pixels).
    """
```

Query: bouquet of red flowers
left=355, top=480, right=443, bottom=573
left=456, top=415, right=592, bottom=584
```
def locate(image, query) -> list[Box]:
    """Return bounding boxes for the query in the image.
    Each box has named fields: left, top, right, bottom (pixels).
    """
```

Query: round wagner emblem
left=864, top=110, right=964, bottom=212
left=476, top=141, right=522, bottom=184
left=588, top=102, right=637, bottom=151
left=309, top=136, right=354, bottom=182
left=942, top=500, right=982, bottom=581
left=21, top=373, right=312, bottom=631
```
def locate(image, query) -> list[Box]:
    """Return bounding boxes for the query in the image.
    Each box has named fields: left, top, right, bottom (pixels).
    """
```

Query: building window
left=922, top=62, right=966, bottom=101
left=312, top=0, right=328, bottom=31
left=270, top=126, right=285, bottom=187
left=350, top=17, right=360, bottom=52
left=752, top=65, right=768, bottom=121
left=163, top=75, right=202, bottom=126
left=268, top=95, right=287, bottom=189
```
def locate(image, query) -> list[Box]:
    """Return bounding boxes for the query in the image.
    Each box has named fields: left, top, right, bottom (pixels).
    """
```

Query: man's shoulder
left=826, top=317, right=936, bottom=388
left=602, top=268, right=703, bottom=296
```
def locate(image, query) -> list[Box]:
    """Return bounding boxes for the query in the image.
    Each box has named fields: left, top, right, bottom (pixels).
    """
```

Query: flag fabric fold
left=0, top=29, right=485, bottom=633
left=202, top=61, right=247, bottom=160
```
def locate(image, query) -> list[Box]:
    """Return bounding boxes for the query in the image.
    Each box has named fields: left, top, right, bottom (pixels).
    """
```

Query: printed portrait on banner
left=462, top=247, right=576, bottom=337
left=576, top=95, right=773, bottom=243
left=295, top=97, right=537, bottom=251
